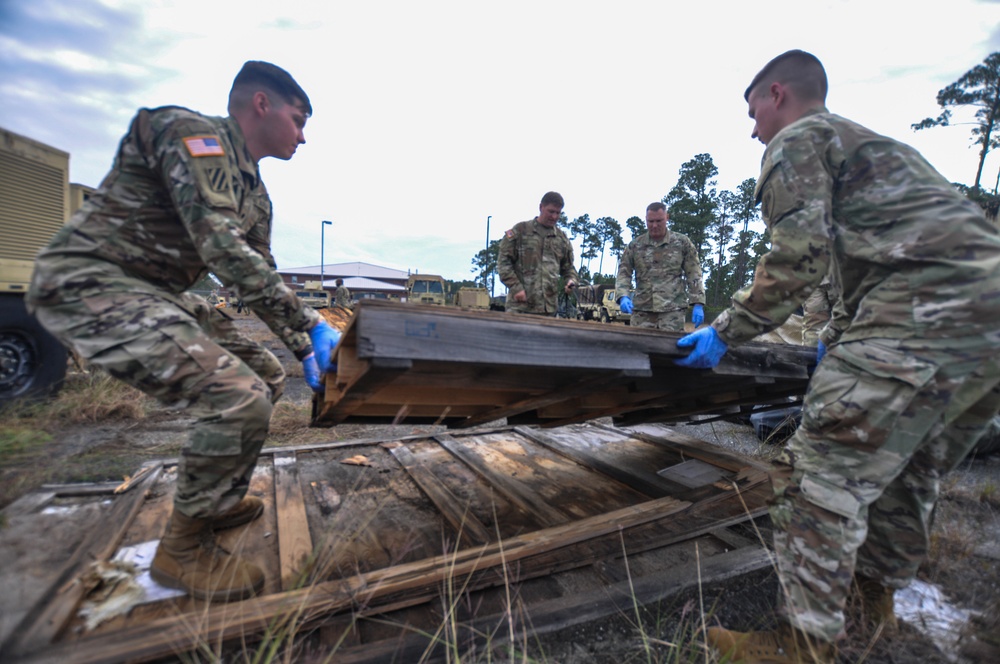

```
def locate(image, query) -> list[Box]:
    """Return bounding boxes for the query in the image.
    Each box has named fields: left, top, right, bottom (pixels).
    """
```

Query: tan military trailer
left=0, top=128, right=90, bottom=404
left=575, top=284, right=630, bottom=324
left=455, top=286, right=490, bottom=309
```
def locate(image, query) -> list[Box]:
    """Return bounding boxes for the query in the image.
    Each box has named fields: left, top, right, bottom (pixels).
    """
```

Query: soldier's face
left=747, top=85, right=780, bottom=146
left=646, top=209, right=668, bottom=240
left=538, top=204, right=562, bottom=227
left=262, top=98, right=308, bottom=160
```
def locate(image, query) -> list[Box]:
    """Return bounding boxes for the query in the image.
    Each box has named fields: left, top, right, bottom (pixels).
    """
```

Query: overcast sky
left=3, top=0, right=999, bottom=287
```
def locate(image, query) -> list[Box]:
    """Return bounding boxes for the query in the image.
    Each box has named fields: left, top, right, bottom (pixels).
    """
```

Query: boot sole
left=150, top=566, right=265, bottom=603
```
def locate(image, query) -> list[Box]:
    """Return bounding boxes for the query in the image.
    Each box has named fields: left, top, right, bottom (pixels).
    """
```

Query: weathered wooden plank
left=454, top=370, right=642, bottom=429
left=313, top=357, right=412, bottom=425
left=434, top=434, right=571, bottom=527
left=386, top=442, right=492, bottom=546
left=611, top=424, right=771, bottom=473
left=0, top=492, right=55, bottom=519
left=272, top=451, right=313, bottom=591
left=16, top=493, right=693, bottom=664
left=1, top=464, right=163, bottom=659
left=515, top=426, right=690, bottom=497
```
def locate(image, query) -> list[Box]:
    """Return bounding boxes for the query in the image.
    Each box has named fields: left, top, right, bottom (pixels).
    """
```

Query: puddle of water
left=895, top=579, right=974, bottom=660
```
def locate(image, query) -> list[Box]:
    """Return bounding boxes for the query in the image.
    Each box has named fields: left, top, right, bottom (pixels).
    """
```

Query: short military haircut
left=229, top=61, right=312, bottom=116
left=540, top=191, right=565, bottom=208
left=744, top=49, right=828, bottom=103
left=336, top=278, right=344, bottom=285
left=646, top=201, right=667, bottom=213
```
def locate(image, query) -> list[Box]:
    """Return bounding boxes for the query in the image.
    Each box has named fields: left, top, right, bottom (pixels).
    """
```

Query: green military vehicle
left=575, top=284, right=630, bottom=324
left=1, top=128, right=92, bottom=404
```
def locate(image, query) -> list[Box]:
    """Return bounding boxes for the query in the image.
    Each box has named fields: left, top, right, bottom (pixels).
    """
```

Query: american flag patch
left=183, top=135, right=225, bottom=157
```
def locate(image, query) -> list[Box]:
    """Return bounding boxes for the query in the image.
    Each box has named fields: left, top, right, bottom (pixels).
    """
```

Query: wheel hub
left=0, top=331, right=35, bottom=395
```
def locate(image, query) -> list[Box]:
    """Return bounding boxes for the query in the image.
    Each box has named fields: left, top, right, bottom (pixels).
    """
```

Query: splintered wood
left=2, top=423, right=774, bottom=664
left=312, top=300, right=815, bottom=428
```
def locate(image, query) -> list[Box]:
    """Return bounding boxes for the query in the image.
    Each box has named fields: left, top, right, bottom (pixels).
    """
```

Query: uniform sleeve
left=157, top=118, right=319, bottom=358
left=559, top=236, right=580, bottom=284
left=682, top=238, right=705, bottom=305
left=712, top=132, right=833, bottom=346
left=497, top=229, right=524, bottom=295
left=615, top=243, right=635, bottom=299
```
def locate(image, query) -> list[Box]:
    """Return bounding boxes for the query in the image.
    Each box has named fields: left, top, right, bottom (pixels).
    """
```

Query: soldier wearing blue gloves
left=690, top=50, right=1000, bottom=663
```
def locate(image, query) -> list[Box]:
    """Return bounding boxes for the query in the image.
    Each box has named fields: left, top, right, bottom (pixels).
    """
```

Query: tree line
left=472, top=51, right=1000, bottom=307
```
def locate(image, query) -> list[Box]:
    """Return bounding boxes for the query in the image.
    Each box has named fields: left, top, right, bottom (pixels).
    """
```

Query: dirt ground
left=2, top=312, right=999, bottom=663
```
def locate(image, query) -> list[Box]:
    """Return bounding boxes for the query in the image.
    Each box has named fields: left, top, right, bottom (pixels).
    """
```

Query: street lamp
left=320, top=220, right=332, bottom=287
left=485, top=215, right=491, bottom=291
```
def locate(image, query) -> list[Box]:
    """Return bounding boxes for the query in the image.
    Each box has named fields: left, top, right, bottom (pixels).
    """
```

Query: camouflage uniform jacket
left=498, top=218, right=579, bottom=314
left=335, top=285, right=352, bottom=308
left=28, top=106, right=319, bottom=358
left=712, top=107, right=1000, bottom=347
left=615, top=231, right=705, bottom=312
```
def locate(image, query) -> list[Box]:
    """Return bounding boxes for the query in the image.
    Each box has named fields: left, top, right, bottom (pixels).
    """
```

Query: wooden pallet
left=312, top=300, right=814, bottom=428
left=1, top=423, right=775, bottom=664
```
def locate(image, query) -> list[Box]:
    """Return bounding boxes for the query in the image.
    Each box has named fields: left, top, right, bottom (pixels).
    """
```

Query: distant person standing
left=615, top=202, right=705, bottom=331
left=498, top=191, right=579, bottom=316
left=334, top=278, right=352, bottom=309
left=26, top=61, right=342, bottom=603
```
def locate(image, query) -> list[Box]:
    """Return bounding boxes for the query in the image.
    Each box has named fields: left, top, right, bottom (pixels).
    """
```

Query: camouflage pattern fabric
left=615, top=231, right=704, bottom=331
left=27, top=106, right=319, bottom=358
left=707, top=108, right=1000, bottom=642
left=770, top=337, right=1000, bottom=642
left=335, top=285, right=352, bottom=309
left=32, top=272, right=283, bottom=518
left=26, top=106, right=319, bottom=519
left=801, top=274, right=834, bottom=346
left=629, top=310, right=685, bottom=331
left=498, top=218, right=579, bottom=315
left=712, top=108, right=1000, bottom=346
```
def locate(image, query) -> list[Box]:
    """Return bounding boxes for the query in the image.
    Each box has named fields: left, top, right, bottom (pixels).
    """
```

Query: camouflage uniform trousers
left=32, top=282, right=285, bottom=520
left=630, top=310, right=685, bottom=332
left=768, top=336, right=1000, bottom=642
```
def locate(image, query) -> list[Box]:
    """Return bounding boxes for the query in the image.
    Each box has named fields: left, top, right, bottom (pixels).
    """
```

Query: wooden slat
left=386, top=442, right=493, bottom=546
left=313, top=357, right=412, bottom=425
left=17, top=493, right=693, bottom=664
left=600, top=424, right=770, bottom=473
left=434, top=434, right=571, bottom=527
left=516, top=426, right=690, bottom=497
left=1, top=464, right=163, bottom=658
left=0, top=492, right=55, bottom=519
left=272, top=451, right=313, bottom=591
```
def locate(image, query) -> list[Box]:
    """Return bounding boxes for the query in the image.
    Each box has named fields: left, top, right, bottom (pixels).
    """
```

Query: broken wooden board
left=1, top=423, right=773, bottom=664
left=311, top=300, right=815, bottom=428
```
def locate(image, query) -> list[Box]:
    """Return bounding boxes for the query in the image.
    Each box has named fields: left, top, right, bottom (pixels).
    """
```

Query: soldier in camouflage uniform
left=800, top=272, right=836, bottom=346
left=673, top=51, right=1000, bottom=663
left=615, top=202, right=705, bottom=331
left=26, top=61, right=343, bottom=603
left=498, top=191, right=579, bottom=315
left=334, top=278, right=352, bottom=309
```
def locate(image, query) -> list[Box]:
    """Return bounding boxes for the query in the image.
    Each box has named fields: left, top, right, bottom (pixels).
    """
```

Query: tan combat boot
left=151, top=511, right=265, bottom=602
left=854, top=573, right=899, bottom=634
left=705, top=622, right=835, bottom=663
left=212, top=496, right=264, bottom=531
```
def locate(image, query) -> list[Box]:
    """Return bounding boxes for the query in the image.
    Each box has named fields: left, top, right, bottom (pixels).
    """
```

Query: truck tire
left=0, top=295, right=68, bottom=405
left=600, top=310, right=609, bottom=323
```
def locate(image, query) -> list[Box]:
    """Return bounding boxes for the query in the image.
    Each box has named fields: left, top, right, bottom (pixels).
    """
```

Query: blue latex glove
left=816, top=340, right=827, bottom=365
left=619, top=295, right=633, bottom=314
left=308, top=320, right=341, bottom=372
left=691, top=304, right=704, bottom=327
left=675, top=326, right=729, bottom=369
left=302, top=353, right=323, bottom=392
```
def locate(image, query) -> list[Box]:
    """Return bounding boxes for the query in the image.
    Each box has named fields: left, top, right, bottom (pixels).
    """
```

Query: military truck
left=0, top=128, right=80, bottom=404
left=455, top=286, right=490, bottom=309
left=575, top=284, right=630, bottom=324
left=406, top=274, right=447, bottom=305
left=293, top=280, right=331, bottom=309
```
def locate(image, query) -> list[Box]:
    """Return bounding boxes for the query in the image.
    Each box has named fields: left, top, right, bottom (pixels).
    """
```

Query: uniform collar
left=222, top=116, right=261, bottom=185
left=531, top=217, right=559, bottom=234
left=645, top=230, right=671, bottom=245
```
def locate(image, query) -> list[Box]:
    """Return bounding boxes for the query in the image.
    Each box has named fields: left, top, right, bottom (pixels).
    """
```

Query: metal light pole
left=485, top=215, right=491, bottom=291
left=320, top=220, right=332, bottom=287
